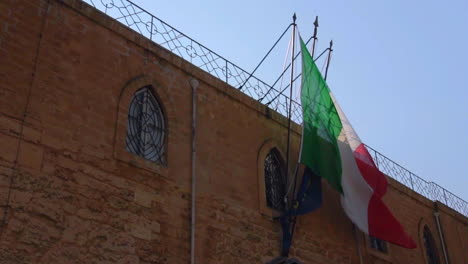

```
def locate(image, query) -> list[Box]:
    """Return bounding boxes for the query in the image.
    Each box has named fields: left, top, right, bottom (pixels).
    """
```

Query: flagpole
left=311, top=16, right=319, bottom=58
left=285, top=13, right=297, bottom=210
left=290, top=16, right=320, bottom=197
left=324, top=40, right=333, bottom=80
left=280, top=15, right=296, bottom=258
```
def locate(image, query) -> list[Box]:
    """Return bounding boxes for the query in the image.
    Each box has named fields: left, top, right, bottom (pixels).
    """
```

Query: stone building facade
left=0, top=0, right=466, bottom=263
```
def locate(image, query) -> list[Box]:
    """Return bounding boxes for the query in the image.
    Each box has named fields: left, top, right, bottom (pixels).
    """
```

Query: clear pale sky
left=132, top=0, right=468, bottom=201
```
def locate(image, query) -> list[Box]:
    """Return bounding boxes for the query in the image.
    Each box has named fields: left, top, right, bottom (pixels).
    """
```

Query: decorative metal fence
left=366, top=145, right=467, bottom=216
left=81, top=0, right=467, bottom=217
left=83, top=0, right=302, bottom=123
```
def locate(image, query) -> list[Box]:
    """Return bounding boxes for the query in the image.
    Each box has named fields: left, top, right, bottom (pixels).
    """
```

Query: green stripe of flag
left=299, top=37, right=343, bottom=193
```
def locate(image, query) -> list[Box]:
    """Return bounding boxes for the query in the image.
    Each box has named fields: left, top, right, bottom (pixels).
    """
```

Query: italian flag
left=299, top=37, right=416, bottom=248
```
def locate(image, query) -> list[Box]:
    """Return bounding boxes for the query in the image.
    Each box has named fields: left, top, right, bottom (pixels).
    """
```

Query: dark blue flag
left=292, top=166, right=322, bottom=215
left=281, top=166, right=322, bottom=256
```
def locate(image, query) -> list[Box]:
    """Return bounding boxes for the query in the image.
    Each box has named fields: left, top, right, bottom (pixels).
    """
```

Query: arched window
left=264, top=149, right=286, bottom=211
left=423, top=226, right=440, bottom=264
left=126, top=86, right=166, bottom=164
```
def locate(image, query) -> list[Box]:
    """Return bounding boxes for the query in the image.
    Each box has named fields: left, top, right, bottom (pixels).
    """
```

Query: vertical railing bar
left=374, top=149, right=379, bottom=168
left=150, top=16, right=153, bottom=41
left=409, top=173, right=415, bottom=191
left=226, top=60, right=228, bottom=83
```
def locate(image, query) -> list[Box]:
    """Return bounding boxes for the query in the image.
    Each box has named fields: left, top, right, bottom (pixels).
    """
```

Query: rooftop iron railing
left=81, top=0, right=467, bottom=217
left=83, top=0, right=302, bottom=123
left=366, top=145, right=467, bottom=216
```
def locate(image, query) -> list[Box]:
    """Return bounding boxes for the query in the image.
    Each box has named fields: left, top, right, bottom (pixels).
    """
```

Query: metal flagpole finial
left=324, top=39, right=333, bottom=80
left=293, top=13, right=297, bottom=23
left=311, top=16, right=319, bottom=57
left=312, top=16, right=319, bottom=38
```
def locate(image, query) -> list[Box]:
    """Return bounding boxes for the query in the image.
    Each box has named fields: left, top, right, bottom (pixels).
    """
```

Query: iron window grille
left=264, top=149, right=286, bottom=211
left=126, top=86, right=166, bottom=164
left=369, top=236, right=388, bottom=253
left=423, top=226, right=440, bottom=264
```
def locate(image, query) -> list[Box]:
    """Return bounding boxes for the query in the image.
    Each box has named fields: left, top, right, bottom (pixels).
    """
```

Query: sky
left=119, top=0, right=467, bottom=201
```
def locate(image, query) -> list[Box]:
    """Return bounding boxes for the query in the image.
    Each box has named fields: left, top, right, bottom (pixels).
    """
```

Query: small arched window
left=264, top=149, right=286, bottom=211
left=126, top=86, right=166, bottom=164
left=423, top=226, right=440, bottom=264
